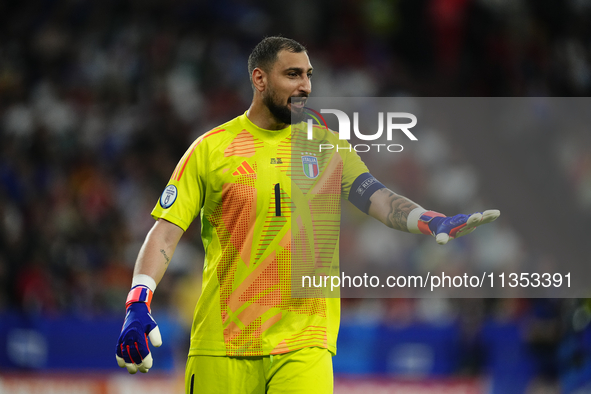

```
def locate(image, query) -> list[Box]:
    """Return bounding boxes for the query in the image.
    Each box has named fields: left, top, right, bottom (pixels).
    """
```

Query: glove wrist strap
left=126, top=285, right=154, bottom=312
left=407, top=208, right=446, bottom=235
left=407, top=208, right=427, bottom=234
left=408, top=208, right=446, bottom=235
left=418, top=211, right=446, bottom=235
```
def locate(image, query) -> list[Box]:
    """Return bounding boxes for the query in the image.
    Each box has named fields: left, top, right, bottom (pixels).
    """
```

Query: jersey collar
left=241, top=112, right=292, bottom=144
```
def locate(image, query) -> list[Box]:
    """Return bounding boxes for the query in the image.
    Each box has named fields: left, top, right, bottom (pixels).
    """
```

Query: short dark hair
left=248, top=36, right=307, bottom=81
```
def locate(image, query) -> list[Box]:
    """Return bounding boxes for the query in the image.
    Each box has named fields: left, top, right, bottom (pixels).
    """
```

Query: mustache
left=289, top=95, right=308, bottom=102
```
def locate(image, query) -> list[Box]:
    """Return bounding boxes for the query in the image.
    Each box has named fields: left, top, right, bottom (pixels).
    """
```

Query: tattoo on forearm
left=160, top=249, right=171, bottom=265
left=382, top=190, right=416, bottom=231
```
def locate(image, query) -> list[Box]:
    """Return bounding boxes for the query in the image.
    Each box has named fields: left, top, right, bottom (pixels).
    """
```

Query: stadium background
left=0, top=0, right=590, bottom=393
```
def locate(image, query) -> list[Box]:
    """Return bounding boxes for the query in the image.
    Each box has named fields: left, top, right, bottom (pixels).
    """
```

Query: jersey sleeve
left=151, top=138, right=207, bottom=231
left=339, top=141, right=370, bottom=200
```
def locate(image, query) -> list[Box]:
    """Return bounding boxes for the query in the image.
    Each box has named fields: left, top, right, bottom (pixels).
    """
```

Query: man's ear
left=252, top=68, right=266, bottom=93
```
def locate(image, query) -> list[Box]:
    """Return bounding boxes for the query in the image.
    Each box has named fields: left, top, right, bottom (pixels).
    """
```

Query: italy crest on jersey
left=302, top=155, right=319, bottom=179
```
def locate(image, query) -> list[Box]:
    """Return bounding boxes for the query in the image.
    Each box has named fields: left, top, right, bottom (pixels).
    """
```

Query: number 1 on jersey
left=274, top=183, right=281, bottom=217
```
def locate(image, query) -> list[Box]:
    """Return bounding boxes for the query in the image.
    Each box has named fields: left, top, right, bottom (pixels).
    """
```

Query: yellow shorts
left=185, top=347, right=333, bottom=394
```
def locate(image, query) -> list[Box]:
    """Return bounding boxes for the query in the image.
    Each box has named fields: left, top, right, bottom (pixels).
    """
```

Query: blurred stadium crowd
left=1, top=0, right=591, bottom=390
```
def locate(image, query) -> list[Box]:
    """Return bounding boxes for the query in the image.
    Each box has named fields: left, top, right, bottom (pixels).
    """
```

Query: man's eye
left=307, top=74, right=313, bottom=79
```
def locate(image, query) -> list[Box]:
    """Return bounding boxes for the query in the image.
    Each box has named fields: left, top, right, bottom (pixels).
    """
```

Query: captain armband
left=348, top=173, right=386, bottom=214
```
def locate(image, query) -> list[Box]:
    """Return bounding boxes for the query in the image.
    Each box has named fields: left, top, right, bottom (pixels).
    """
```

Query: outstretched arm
left=366, top=186, right=500, bottom=244
left=367, top=188, right=420, bottom=232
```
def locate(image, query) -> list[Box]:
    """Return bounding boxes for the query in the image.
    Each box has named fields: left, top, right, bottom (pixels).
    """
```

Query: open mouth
left=289, top=97, right=307, bottom=109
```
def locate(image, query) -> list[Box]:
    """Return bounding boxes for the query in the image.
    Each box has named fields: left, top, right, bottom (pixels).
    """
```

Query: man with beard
left=115, top=36, right=499, bottom=393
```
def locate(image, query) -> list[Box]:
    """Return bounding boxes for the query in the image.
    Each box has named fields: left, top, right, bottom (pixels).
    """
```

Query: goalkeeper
left=115, top=36, right=500, bottom=393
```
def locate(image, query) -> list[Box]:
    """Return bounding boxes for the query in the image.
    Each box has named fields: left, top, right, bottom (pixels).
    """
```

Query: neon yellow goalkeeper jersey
left=151, top=112, right=369, bottom=357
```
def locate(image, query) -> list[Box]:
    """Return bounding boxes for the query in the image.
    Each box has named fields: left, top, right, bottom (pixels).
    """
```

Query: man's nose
left=300, top=76, right=311, bottom=94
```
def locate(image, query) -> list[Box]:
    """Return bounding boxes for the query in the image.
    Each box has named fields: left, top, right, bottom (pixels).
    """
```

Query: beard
left=263, top=89, right=306, bottom=125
